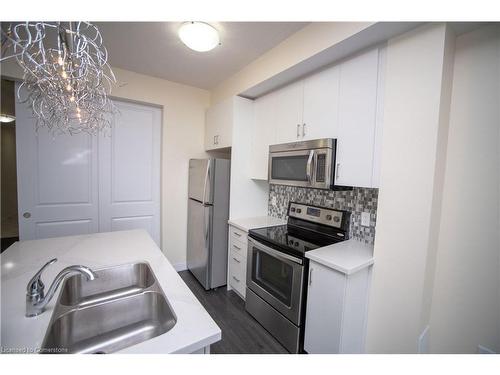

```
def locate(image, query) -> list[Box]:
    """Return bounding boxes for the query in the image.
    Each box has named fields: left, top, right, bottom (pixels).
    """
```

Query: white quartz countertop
left=228, top=216, right=286, bottom=232
left=0, top=229, right=221, bottom=354
left=305, top=239, right=374, bottom=275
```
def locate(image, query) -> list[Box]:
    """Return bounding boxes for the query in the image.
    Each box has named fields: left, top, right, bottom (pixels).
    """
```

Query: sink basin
left=60, top=262, right=155, bottom=307
left=42, top=292, right=176, bottom=354
left=41, top=262, right=177, bottom=354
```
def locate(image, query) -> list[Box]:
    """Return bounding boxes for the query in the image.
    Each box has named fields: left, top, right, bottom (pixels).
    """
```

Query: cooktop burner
left=248, top=202, right=351, bottom=259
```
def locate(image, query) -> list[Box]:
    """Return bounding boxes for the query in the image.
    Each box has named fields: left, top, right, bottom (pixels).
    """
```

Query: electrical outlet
left=361, top=212, right=370, bottom=227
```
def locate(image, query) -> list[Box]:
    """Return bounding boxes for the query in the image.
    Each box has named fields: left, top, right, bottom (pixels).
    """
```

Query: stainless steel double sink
left=41, top=262, right=177, bottom=354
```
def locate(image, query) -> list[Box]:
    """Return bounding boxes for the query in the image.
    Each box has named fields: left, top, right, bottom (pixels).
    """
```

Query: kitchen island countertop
left=0, top=229, right=221, bottom=354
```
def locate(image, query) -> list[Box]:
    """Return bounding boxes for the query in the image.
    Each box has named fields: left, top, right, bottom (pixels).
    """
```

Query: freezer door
left=188, top=159, right=212, bottom=204
left=187, top=198, right=213, bottom=289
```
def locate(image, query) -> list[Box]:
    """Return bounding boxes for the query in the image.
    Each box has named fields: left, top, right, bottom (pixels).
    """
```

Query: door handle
left=336, top=163, right=340, bottom=180
left=297, top=124, right=300, bottom=138
left=306, top=150, right=314, bottom=183
left=23, top=212, right=31, bottom=218
left=302, top=123, right=306, bottom=137
left=233, top=257, right=241, bottom=263
left=232, top=276, right=240, bottom=282
left=309, top=267, right=313, bottom=286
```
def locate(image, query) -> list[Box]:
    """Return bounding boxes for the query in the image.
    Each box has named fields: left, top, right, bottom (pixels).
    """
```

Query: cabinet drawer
left=229, top=226, right=247, bottom=244
left=228, top=251, right=246, bottom=298
left=230, top=237, right=247, bottom=259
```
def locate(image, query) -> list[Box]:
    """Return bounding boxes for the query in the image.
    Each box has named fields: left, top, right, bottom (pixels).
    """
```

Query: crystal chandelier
left=0, top=22, right=116, bottom=135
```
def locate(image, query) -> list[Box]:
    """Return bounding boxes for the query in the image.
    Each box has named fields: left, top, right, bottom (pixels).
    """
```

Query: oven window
left=271, top=155, right=308, bottom=181
left=252, top=249, right=293, bottom=306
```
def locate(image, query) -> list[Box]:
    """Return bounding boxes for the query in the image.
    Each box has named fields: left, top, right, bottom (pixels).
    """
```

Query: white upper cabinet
left=274, top=81, right=304, bottom=144
left=302, top=65, right=341, bottom=141
left=249, top=46, right=385, bottom=187
left=335, top=48, right=379, bottom=188
left=205, top=97, right=233, bottom=150
left=250, top=92, right=277, bottom=180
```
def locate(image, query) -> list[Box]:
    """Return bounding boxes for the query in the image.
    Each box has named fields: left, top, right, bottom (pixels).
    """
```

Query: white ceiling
left=94, top=22, right=308, bottom=90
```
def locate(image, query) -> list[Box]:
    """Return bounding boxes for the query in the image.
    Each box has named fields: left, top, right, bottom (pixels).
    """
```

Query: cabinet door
left=250, top=93, right=277, bottom=180
left=205, top=97, right=233, bottom=150
left=274, top=81, right=304, bottom=144
left=303, top=65, right=340, bottom=140
left=304, top=261, right=346, bottom=354
left=336, top=49, right=379, bottom=187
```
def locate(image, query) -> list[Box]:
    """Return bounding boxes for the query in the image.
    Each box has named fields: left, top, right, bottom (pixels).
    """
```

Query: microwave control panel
left=288, top=202, right=344, bottom=229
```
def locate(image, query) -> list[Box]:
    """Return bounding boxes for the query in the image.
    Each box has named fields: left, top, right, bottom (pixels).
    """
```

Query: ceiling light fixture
left=178, top=22, right=220, bottom=52
left=1, top=22, right=116, bottom=135
left=0, top=114, right=16, bottom=123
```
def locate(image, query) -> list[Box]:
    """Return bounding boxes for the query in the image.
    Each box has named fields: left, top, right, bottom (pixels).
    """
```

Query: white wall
left=365, top=23, right=454, bottom=353
left=428, top=25, right=500, bottom=353
left=1, top=61, right=210, bottom=269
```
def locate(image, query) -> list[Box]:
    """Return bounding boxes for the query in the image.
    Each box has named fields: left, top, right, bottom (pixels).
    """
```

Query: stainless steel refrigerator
left=187, top=158, right=231, bottom=290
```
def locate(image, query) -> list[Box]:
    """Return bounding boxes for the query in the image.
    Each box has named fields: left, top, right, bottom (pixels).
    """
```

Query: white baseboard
left=173, top=262, right=187, bottom=272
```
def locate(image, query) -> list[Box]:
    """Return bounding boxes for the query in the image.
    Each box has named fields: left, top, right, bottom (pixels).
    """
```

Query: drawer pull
left=233, top=257, right=241, bottom=263
left=233, top=232, right=242, bottom=237
left=232, top=276, right=240, bottom=282
left=233, top=244, right=241, bottom=250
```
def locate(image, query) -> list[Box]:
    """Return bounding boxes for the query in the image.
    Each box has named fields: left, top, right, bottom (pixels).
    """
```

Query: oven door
left=247, top=237, right=305, bottom=325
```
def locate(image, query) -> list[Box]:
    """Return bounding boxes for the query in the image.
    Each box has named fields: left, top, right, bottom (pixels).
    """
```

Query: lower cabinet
left=227, top=225, right=248, bottom=299
left=304, top=260, right=372, bottom=353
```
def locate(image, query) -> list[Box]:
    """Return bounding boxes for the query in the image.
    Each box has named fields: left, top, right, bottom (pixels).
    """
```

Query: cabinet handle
left=213, top=135, right=216, bottom=145
left=233, top=232, right=242, bottom=237
left=233, top=257, right=241, bottom=263
left=233, top=244, right=241, bottom=250
left=232, top=276, right=240, bottom=282
left=336, top=163, right=340, bottom=180
left=302, top=123, right=306, bottom=137
left=309, top=267, right=313, bottom=286
left=297, top=124, right=300, bottom=138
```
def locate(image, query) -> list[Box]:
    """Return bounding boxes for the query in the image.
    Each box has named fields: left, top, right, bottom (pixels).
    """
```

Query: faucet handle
left=27, top=258, right=57, bottom=296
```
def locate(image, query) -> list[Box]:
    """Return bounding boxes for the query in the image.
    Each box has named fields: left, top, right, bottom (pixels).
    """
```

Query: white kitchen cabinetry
left=249, top=47, right=384, bottom=187
left=227, top=225, right=248, bottom=299
left=302, top=65, right=341, bottom=141
left=304, top=260, right=371, bottom=354
left=205, top=97, right=234, bottom=150
left=335, top=48, right=380, bottom=188
left=274, top=81, right=304, bottom=144
left=250, top=93, right=277, bottom=180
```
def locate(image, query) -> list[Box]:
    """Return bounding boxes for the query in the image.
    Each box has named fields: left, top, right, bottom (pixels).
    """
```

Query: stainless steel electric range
left=245, top=202, right=351, bottom=353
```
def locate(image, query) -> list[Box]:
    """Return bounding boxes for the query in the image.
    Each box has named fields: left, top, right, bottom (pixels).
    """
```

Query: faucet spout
left=26, top=259, right=97, bottom=317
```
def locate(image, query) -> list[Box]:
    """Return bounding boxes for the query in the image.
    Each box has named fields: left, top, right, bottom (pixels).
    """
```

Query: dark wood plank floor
left=179, top=270, right=288, bottom=354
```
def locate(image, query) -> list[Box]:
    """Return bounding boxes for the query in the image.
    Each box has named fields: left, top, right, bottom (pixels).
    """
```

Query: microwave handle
left=306, top=150, right=314, bottom=183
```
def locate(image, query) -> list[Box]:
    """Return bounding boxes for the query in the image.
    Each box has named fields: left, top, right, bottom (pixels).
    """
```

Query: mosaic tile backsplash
left=268, top=184, right=379, bottom=244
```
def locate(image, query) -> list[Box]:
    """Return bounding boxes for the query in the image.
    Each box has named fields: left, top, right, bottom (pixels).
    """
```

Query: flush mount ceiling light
left=178, top=22, right=220, bottom=52
left=0, top=114, right=16, bottom=123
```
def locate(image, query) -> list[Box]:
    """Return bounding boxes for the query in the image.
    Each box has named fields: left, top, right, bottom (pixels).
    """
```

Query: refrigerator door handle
left=202, top=159, right=211, bottom=204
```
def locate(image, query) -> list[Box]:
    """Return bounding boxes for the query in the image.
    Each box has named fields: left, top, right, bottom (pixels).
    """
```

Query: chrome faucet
left=26, top=258, right=97, bottom=317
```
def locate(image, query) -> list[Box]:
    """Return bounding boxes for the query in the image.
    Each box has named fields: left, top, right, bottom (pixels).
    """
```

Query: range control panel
left=288, top=202, right=344, bottom=229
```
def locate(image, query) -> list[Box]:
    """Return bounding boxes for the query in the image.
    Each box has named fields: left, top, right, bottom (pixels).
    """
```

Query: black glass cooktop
left=248, top=224, right=344, bottom=259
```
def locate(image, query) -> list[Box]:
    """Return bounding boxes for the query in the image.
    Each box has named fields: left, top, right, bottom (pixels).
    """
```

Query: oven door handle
left=306, top=150, right=314, bottom=183
left=248, top=237, right=303, bottom=265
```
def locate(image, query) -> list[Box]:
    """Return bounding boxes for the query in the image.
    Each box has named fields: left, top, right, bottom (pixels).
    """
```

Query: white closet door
left=98, top=101, right=161, bottom=246
left=16, top=84, right=99, bottom=240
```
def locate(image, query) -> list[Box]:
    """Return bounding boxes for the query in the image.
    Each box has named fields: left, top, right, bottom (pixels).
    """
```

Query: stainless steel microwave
left=268, top=138, right=336, bottom=189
